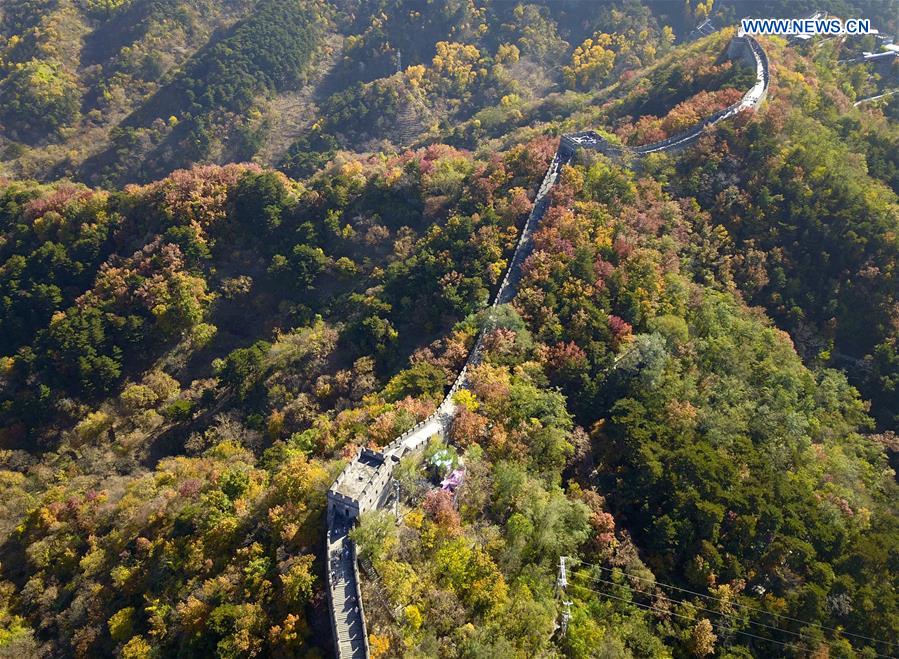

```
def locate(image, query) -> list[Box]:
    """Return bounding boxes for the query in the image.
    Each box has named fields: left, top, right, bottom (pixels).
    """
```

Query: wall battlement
left=561, top=34, right=769, bottom=163
left=324, top=22, right=771, bottom=659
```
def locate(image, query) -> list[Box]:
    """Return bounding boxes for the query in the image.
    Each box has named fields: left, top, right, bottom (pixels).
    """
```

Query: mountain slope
left=0, top=3, right=897, bottom=657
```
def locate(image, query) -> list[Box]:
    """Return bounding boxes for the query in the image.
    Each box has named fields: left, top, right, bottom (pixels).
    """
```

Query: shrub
left=162, top=398, right=194, bottom=422
left=120, top=384, right=159, bottom=414
left=108, top=607, right=135, bottom=643
left=0, top=59, right=80, bottom=139
left=74, top=410, right=112, bottom=442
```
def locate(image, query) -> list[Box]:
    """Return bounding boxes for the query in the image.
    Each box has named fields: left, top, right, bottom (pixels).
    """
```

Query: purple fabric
left=441, top=469, right=465, bottom=491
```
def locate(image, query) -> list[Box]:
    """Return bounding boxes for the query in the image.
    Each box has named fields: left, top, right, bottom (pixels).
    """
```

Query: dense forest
left=0, top=0, right=897, bottom=657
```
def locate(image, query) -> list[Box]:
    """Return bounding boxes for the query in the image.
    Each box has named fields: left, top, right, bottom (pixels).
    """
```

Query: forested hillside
left=0, top=1, right=897, bottom=658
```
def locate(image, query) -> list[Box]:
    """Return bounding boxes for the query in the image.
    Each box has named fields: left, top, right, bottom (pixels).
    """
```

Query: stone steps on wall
left=323, top=22, right=771, bottom=658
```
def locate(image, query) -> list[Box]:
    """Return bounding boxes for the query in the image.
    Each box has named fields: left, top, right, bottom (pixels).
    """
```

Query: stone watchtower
left=728, top=34, right=758, bottom=67
left=327, top=448, right=399, bottom=523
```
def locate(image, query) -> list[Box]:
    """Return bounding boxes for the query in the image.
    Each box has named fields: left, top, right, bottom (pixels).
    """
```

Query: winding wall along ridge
left=560, top=34, right=768, bottom=159
left=325, top=29, right=769, bottom=659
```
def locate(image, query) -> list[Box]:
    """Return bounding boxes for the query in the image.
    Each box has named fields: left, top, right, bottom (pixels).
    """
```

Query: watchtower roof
left=330, top=449, right=390, bottom=502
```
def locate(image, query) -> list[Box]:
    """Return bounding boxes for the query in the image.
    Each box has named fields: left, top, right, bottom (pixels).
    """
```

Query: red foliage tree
left=422, top=489, right=461, bottom=533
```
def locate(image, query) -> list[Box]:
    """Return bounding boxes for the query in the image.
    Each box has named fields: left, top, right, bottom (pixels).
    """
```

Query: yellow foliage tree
left=108, top=607, right=135, bottom=643
left=121, top=635, right=152, bottom=659
left=453, top=389, right=480, bottom=412
left=370, top=634, right=390, bottom=659
left=496, top=43, right=520, bottom=65
left=431, top=41, right=482, bottom=93
left=563, top=34, right=617, bottom=89
left=404, top=604, right=423, bottom=631
left=281, top=555, right=316, bottom=607
left=75, top=410, right=112, bottom=443
left=405, top=64, right=427, bottom=89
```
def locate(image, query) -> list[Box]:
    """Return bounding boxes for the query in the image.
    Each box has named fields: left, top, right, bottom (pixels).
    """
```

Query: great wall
left=560, top=31, right=768, bottom=160
left=324, top=25, right=772, bottom=659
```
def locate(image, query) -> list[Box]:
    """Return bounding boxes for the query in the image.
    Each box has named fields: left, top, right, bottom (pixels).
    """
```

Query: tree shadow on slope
left=78, top=0, right=324, bottom=185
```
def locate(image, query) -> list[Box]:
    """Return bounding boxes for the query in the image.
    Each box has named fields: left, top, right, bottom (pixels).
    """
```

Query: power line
left=571, top=569, right=818, bottom=646
left=569, top=558, right=897, bottom=652
left=569, top=569, right=897, bottom=659
left=572, top=558, right=897, bottom=649
left=569, top=582, right=805, bottom=654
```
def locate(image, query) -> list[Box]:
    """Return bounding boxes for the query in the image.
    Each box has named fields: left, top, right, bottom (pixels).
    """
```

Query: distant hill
left=1, top=0, right=894, bottom=186
left=0, top=5, right=897, bottom=656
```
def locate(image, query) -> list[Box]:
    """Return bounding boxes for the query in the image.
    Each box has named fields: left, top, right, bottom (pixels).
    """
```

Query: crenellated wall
left=323, top=143, right=568, bottom=659
left=324, top=22, right=771, bottom=659
left=561, top=34, right=769, bottom=161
